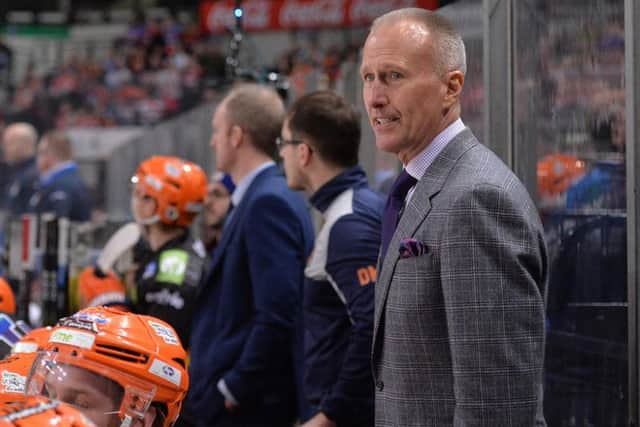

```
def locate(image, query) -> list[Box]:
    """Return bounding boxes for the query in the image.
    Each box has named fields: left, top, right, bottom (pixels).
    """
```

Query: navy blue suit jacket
left=189, top=165, right=314, bottom=425
left=29, top=163, right=91, bottom=222
left=5, top=157, right=38, bottom=216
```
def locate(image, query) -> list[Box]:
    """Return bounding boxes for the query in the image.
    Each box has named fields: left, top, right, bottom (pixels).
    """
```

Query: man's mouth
left=374, top=117, right=400, bottom=126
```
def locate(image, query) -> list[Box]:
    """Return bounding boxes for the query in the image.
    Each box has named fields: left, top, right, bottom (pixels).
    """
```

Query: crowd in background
left=0, top=15, right=225, bottom=132
left=0, top=15, right=373, bottom=136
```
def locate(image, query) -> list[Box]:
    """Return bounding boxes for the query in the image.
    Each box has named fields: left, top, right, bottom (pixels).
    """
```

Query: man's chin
left=375, top=137, right=401, bottom=154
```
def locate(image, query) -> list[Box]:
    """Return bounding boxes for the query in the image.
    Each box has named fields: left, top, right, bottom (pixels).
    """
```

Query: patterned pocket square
left=398, top=237, right=429, bottom=258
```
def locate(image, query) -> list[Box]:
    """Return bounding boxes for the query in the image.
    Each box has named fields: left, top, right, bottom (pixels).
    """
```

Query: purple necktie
left=380, top=170, right=417, bottom=263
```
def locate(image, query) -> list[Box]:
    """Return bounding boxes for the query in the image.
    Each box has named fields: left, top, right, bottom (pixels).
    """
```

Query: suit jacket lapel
left=373, top=129, right=478, bottom=345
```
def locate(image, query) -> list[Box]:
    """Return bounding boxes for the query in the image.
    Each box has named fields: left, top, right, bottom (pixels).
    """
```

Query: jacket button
left=376, top=380, right=384, bottom=391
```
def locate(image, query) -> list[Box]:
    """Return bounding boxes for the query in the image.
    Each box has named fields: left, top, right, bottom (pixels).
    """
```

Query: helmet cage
left=26, top=352, right=156, bottom=423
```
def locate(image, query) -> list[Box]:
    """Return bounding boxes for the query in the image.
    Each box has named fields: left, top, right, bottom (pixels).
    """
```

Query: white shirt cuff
left=217, top=378, right=239, bottom=405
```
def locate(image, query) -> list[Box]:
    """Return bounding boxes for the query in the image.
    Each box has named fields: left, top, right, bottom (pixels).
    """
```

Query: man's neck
left=308, top=163, right=346, bottom=194
left=8, top=155, right=34, bottom=167
left=230, top=152, right=273, bottom=184
left=147, top=226, right=185, bottom=251
left=399, top=109, right=460, bottom=164
left=40, top=160, right=74, bottom=181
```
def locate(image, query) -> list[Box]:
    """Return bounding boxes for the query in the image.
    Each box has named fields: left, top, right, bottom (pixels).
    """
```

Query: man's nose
left=366, top=82, right=389, bottom=110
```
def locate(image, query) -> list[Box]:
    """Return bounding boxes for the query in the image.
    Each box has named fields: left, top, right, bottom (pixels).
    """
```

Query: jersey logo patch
left=142, top=261, right=157, bottom=280
left=156, top=250, right=188, bottom=286
left=2, top=370, right=26, bottom=393
left=147, top=320, right=179, bottom=345
left=357, top=266, right=377, bottom=286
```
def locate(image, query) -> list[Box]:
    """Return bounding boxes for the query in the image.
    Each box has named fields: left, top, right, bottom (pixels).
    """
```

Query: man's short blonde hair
left=222, top=83, right=285, bottom=158
left=371, top=8, right=467, bottom=77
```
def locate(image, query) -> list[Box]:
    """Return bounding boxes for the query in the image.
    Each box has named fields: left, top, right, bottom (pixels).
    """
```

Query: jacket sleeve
left=440, top=183, right=547, bottom=426
left=319, top=217, right=376, bottom=424
left=222, top=194, right=306, bottom=403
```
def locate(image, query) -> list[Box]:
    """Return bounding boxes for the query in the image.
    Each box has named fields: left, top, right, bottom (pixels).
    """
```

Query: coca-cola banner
left=199, top=0, right=440, bottom=34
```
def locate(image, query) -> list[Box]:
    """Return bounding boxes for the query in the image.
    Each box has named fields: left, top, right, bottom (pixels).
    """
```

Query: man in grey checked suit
left=360, top=8, right=548, bottom=426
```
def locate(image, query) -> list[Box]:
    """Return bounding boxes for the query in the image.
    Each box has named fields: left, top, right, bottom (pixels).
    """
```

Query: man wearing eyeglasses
left=188, top=83, right=315, bottom=427
left=279, top=91, right=384, bottom=427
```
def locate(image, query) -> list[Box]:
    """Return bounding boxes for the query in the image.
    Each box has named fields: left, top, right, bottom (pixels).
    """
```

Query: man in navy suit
left=188, top=83, right=315, bottom=427
left=1, top=122, right=39, bottom=216
left=29, top=130, right=91, bottom=222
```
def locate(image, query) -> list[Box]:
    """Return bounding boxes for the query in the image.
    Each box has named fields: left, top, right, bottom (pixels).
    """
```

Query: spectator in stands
left=201, top=172, right=234, bottom=252
left=188, top=83, right=314, bottom=427
left=29, top=130, right=91, bottom=221
left=279, top=91, right=382, bottom=427
left=1, top=122, right=39, bottom=216
left=0, top=15, right=215, bottom=130
left=567, top=107, right=626, bottom=210
left=0, top=37, right=12, bottom=90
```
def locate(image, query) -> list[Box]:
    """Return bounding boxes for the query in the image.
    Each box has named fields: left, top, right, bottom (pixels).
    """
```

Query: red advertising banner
left=199, top=0, right=440, bottom=34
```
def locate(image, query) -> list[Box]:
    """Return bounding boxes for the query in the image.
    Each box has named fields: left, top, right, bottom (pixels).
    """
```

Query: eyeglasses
left=275, top=137, right=304, bottom=150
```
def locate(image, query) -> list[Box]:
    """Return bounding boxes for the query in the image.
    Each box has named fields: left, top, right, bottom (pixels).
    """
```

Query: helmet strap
left=137, top=213, right=160, bottom=226
left=120, top=414, right=133, bottom=427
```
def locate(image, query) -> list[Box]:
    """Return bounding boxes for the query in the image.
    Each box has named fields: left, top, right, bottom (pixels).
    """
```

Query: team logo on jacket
left=145, top=288, right=185, bottom=310
left=156, top=250, right=188, bottom=286
left=143, top=262, right=157, bottom=280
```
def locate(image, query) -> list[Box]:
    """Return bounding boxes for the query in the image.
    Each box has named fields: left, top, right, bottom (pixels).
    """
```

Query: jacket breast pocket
left=388, top=251, right=441, bottom=308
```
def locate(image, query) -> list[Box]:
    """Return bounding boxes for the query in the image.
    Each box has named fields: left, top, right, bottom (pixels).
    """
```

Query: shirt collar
left=310, top=166, right=368, bottom=213
left=40, top=160, right=76, bottom=185
left=405, top=118, right=465, bottom=180
left=231, top=161, right=275, bottom=207
left=9, top=156, right=36, bottom=172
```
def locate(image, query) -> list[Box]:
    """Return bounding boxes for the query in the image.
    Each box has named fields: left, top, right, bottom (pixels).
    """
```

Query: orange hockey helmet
left=12, top=326, right=52, bottom=355
left=131, top=156, right=208, bottom=227
left=77, top=266, right=127, bottom=309
left=26, top=307, right=189, bottom=427
left=537, top=154, right=586, bottom=197
left=0, top=278, right=16, bottom=315
left=0, top=396, right=96, bottom=426
left=0, top=353, right=37, bottom=404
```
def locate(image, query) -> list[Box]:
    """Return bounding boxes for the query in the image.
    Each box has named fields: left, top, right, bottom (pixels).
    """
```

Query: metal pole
left=625, top=0, right=640, bottom=424
left=483, top=0, right=513, bottom=168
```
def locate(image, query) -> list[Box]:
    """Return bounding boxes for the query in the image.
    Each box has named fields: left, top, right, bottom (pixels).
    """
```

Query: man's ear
left=229, top=125, right=243, bottom=148
left=444, top=70, right=464, bottom=107
left=298, top=143, right=312, bottom=167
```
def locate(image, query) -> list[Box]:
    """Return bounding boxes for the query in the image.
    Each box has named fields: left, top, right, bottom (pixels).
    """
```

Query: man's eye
left=71, top=396, right=93, bottom=409
left=390, top=71, right=402, bottom=80
left=73, top=400, right=91, bottom=409
left=362, top=73, right=374, bottom=82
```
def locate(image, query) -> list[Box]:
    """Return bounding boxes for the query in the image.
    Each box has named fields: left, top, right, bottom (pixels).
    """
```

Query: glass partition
left=514, top=1, right=627, bottom=425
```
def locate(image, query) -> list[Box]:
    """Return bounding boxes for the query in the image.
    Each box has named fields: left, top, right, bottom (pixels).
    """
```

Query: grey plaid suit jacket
left=372, top=129, right=548, bottom=426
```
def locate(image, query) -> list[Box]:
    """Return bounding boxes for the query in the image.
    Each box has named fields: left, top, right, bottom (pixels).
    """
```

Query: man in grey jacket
left=361, top=8, right=548, bottom=426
